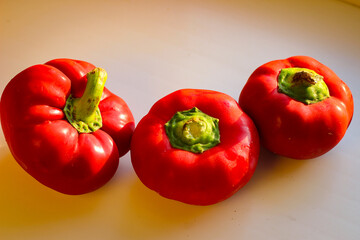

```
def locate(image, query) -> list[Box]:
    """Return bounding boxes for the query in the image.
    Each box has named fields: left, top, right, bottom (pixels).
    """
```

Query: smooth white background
left=0, top=0, right=359, bottom=239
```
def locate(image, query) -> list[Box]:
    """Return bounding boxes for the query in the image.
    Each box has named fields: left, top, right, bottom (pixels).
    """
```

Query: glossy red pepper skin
left=131, top=89, right=259, bottom=205
left=0, top=59, right=135, bottom=194
left=239, top=56, right=354, bottom=159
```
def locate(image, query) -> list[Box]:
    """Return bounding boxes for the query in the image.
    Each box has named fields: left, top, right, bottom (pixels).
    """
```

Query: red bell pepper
left=0, top=59, right=135, bottom=194
left=239, top=56, right=354, bottom=159
left=130, top=89, right=259, bottom=205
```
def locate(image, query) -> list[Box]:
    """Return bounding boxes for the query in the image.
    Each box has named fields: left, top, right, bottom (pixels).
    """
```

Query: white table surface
left=1, top=0, right=359, bottom=239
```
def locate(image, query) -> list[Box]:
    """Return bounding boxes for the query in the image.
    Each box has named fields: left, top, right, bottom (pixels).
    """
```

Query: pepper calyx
left=165, top=107, right=220, bottom=153
left=278, top=67, right=330, bottom=105
left=64, top=67, right=106, bottom=133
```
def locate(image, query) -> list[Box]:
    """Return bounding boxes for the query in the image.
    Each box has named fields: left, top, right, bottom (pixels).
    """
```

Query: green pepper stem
left=75, top=68, right=106, bottom=120
left=277, top=67, right=330, bottom=105
left=63, top=67, right=106, bottom=133
left=165, top=107, right=220, bottom=153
